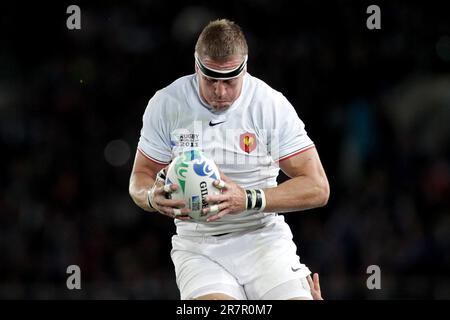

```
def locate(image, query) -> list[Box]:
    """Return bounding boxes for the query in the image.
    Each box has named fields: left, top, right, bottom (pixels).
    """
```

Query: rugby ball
left=165, top=150, right=221, bottom=221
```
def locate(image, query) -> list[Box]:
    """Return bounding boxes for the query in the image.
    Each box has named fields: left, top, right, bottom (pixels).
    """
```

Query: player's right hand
left=148, top=169, right=191, bottom=220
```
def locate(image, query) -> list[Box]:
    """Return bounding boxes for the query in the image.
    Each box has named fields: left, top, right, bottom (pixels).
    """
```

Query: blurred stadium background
left=0, top=0, right=449, bottom=299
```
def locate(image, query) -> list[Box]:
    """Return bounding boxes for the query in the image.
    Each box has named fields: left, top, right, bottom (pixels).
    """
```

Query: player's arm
left=129, top=150, right=191, bottom=218
left=203, top=147, right=328, bottom=221
left=129, top=150, right=165, bottom=212
left=263, top=146, right=329, bottom=212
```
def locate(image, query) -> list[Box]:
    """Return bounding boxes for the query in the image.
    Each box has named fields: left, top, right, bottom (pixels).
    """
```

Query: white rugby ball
left=165, top=150, right=221, bottom=221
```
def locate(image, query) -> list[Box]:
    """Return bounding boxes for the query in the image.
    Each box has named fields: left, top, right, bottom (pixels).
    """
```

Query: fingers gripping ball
left=165, top=150, right=221, bottom=221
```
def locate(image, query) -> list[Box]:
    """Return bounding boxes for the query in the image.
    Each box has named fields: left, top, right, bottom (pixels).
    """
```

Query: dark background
left=0, top=0, right=449, bottom=299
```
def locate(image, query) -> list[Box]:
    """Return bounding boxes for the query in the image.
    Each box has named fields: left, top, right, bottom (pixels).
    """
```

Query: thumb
left=213, top=179, right=226, bottom=189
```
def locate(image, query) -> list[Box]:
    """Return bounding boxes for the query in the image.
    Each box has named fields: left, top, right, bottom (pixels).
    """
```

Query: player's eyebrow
left=203, top=75, right=237, bottom=84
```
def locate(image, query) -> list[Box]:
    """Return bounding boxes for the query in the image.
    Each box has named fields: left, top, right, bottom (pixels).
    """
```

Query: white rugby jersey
left=138, top=73, right=315, bottom=236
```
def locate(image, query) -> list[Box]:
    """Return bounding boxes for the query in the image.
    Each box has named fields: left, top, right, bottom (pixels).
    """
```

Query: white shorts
left=170, top=215, right=312, bottom=300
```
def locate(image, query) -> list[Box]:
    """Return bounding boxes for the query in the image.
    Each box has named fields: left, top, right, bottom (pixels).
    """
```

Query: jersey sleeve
left=137, top=91, right=172, bottom=164
left=268, top=93, right=315, bottom=162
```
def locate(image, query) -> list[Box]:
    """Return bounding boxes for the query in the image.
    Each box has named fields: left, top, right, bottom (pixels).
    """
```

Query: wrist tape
left=245, top=189, right=266, bottom=211
left=148, top=168, right=167, bottom=210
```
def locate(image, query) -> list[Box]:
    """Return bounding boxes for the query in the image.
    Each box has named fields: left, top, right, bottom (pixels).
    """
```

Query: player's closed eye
left=204, top=76, right=236, bottom=86
left=224, top=79, right=237, bottom=85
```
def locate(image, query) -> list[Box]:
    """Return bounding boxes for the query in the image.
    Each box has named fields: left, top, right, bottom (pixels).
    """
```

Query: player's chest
left=169, top=118, right=267, bottom=157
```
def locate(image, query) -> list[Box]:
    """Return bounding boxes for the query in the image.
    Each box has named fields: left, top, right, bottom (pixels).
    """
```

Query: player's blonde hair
left=195, top=19, right=248, bottom=62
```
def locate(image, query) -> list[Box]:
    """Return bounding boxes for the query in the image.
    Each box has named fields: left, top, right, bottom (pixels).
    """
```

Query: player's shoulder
left=147, top=74, right=194, bottom=110
left=245, top=73, right=288, bottom=106
left=159, top=74, right=195, bottom=100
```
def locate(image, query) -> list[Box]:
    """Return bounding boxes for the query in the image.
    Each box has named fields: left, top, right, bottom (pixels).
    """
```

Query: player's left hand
left=202, top=172, right=246, bottom=222
left=307, top=273, right=323, bottom=300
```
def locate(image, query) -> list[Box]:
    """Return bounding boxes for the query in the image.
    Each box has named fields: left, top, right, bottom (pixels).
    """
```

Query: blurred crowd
left=0, top=0, right=449, bottom=299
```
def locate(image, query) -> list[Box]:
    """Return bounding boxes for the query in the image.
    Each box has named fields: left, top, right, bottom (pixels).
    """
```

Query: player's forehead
left=200, top=55, right=245, bottom=71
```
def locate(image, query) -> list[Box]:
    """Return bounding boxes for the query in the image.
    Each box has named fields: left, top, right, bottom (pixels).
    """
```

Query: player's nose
left=214, top=81, right=226, bottom=97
